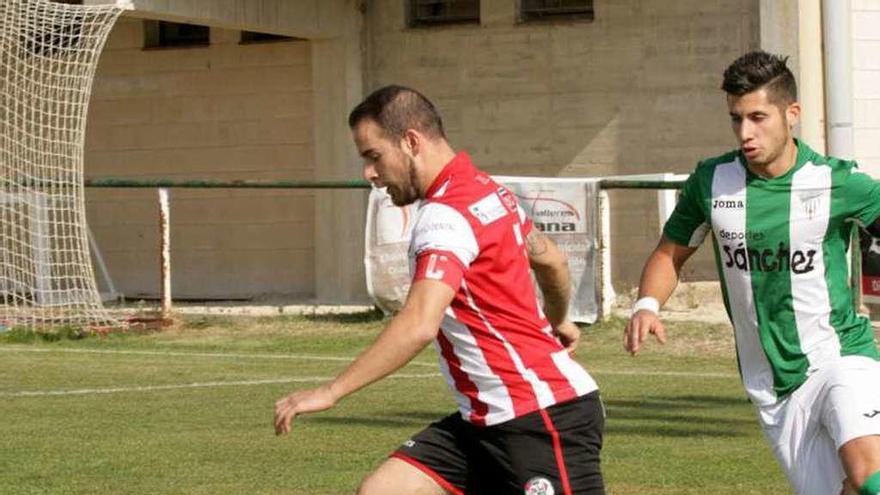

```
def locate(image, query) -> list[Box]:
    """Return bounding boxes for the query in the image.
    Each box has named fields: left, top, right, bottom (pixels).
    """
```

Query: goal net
left=0, top=0, right=122, bottom=330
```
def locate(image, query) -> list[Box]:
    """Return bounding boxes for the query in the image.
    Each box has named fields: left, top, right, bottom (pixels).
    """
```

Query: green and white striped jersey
left=664, top=140, right=880, bottom=405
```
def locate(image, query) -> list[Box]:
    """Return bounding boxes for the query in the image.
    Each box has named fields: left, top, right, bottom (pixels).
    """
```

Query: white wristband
left=632, top=296, right=660, bottom=316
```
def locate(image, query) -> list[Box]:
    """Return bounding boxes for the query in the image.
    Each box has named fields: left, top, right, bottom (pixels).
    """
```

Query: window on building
left=143, top=21, right=210, bottom=49
left=519, top=0, right=594, bottom=22
left=408, top=0, right=480, bottom=27
left=240, top=31, right=299, bottom=44
left=51, top=0, right=83, bottom=4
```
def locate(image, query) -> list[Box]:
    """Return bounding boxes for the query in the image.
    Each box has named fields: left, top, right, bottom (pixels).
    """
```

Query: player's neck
left=748, top=138, right=798, bottom=179
left=416, top=143, right=457, bottom=197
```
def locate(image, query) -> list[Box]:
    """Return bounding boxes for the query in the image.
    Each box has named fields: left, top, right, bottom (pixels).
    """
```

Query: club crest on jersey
left=798, top=192, right=823, bottom=220
left=524, top=477, right=555, bottom=495
left=497, top=187, right=518, bottom=213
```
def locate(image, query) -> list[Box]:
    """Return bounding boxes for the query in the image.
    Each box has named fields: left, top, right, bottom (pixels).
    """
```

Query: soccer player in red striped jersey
left=274, top=85, right=605, bottom=495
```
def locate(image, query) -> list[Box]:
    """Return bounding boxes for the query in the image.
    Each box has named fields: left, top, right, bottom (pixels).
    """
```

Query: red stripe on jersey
left=452, top=286, right=541, bottom=418
left=477, top=305, right=580, bottom=404
left=436, top=330, right=488, bottom=426
left=539, top=409, right=573, bottom=495
left=413, top=249, right=465, bottom=290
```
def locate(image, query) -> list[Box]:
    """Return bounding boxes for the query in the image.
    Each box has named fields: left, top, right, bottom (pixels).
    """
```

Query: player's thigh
left=758, top=379, right=845, bottom=494
left=363, top=413, right=469, bottom=495
left=825, top=357, right=880, bottom=485
left=358, top=457, right=450, bottom=495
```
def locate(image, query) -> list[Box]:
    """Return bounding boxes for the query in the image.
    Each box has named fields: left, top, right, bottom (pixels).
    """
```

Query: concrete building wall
left=85, top=18, right=316, bottom=299
left=853, top=0, right=880, bottom=176
left=365, top=0, right=760, bottom=290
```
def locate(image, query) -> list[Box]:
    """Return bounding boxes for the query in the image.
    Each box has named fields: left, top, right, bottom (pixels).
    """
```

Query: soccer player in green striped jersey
left=623, top=51, right=880, bottom=495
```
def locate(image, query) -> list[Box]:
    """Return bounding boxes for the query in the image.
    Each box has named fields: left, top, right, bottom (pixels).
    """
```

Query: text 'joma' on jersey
left=713, top=199, right=745, bottom=209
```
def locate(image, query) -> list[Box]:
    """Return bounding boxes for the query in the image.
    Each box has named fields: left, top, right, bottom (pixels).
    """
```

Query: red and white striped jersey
left=410, top=152, right=598, bottom=426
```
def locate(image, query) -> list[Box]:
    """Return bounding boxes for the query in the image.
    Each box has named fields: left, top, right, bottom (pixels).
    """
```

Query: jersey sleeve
left=662, top=170, right=711, bottom=247
left=410, top=202, right=479, bottom=290
left=844, top=166, right=880, bottom=226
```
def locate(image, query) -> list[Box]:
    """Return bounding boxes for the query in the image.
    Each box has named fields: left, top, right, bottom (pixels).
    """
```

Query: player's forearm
left=637, top=249, right=682, bottom=306
left=533, top=260, right=572, bottom=327
left=527, top=231, right=572, bottom=326
left=328, top=308, right=436, bottom=402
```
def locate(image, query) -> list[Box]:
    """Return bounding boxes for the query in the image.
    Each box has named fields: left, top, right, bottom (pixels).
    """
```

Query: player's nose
left=363, top=163, right=379, bottom=184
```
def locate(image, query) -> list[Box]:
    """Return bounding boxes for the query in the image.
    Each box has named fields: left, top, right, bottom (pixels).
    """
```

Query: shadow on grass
left=604, top=423, right=749, bottom=438
left=301, top=308, right=386, bottom=324
left=387, top=410, right=452, bottom=421
left=604, top=394, right=754, bottom=438
left=0, top=326, right=87, bottom=344
left=606, top=409, right=752, bottom=426
left=606, top=395, right=750, bottom=410
left=309, top=415, right=428, bottom=428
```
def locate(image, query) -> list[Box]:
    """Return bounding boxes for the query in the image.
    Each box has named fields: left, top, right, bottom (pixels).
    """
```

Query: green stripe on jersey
left=663, top=140, right=880, bottom=405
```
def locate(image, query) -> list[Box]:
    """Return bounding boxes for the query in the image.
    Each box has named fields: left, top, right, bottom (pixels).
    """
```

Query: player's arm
left=526, top=228, right=580, bottom=353
left=274, top=279, right=454, bottom=435
left=623, top=235, right=698, bottom=356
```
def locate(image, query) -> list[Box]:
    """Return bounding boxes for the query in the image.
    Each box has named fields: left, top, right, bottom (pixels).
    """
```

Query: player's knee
left=356, top=469, right=402, bottom=495
left=859, top=470, right=880, bottom=495
left=356, top=472, right=382, bottom=495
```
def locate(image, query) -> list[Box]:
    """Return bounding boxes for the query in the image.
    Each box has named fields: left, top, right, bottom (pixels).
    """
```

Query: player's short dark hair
left=348, top=85, right=446, bottom=141
left=721, top=51, right=797, bottom=106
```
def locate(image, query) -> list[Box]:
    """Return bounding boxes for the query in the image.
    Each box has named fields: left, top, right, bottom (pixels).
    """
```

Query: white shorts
left=757, top=356, right=880, bottom=495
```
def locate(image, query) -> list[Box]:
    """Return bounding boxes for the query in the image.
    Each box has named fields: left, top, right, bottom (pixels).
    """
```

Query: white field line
left=0, top=346, right=437, bottom=367
left=1, top=373, right=443, bottom=398
left=0, top=345, right=739, bottom=399
left=0, top=346, right=738, bottom=378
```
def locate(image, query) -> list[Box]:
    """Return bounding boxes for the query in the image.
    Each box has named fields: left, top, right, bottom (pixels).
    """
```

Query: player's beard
left=388, top=158, right=420, bottom=207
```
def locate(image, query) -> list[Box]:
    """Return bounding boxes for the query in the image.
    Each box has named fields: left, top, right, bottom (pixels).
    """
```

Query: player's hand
left=274, top=385, right=337, bottom=435
left=623, top=310, right=666, bottom=356
left=553, top=319, right=581, bottom=355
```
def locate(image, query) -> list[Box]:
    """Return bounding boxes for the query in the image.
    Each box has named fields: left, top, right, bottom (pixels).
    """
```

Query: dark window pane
left=520, top=0, right=593, bottom=22
left=409, top=0, right=479, bottom=27
left=240, top=31, right=299, bottom=44
left=144, top=21, right=209, bottom=48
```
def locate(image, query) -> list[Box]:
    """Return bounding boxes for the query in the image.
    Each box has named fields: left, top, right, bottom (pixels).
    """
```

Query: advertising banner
left=365, top=177, right=603, bottom=323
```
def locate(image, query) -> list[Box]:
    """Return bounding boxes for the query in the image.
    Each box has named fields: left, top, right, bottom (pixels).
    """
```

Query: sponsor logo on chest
left=712, top=194, right=818, bottom=275
left=469, top=191, right=510, bottom=225
left=721, top=240, right=817, bottom=274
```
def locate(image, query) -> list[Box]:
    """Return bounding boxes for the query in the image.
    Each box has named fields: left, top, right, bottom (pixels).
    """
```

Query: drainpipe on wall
left=822, top=0, right=855, bottom=159
left=798, top=0, right=825, bottom=154
left=822, top=0, right=865, bottom=312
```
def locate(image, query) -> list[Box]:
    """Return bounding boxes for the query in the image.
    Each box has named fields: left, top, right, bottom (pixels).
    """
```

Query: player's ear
left=785, top=101, right=801, bottom=129
left=400, top=129, right=420, bottom=158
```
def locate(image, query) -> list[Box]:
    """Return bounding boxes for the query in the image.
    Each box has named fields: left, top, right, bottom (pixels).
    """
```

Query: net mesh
left=0, top=0, right=122, bottom=330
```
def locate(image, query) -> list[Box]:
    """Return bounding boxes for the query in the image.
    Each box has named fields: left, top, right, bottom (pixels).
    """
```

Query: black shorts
left=392, top=391, right=604, bottom=495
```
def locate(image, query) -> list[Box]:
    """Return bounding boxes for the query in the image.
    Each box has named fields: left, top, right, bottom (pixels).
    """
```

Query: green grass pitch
left=0, top=312, right=790, bottom=494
